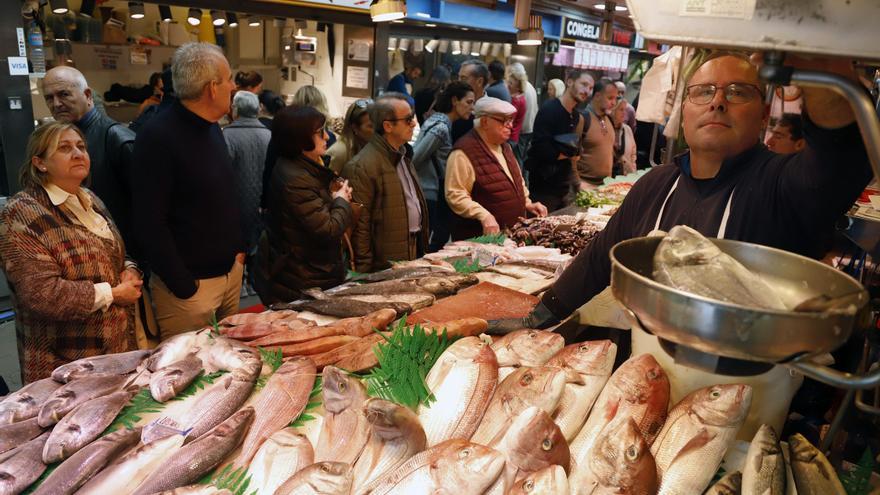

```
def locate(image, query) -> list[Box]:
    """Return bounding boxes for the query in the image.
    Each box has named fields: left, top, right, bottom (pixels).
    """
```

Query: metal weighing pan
left=610, top=236, right=880, bottom=390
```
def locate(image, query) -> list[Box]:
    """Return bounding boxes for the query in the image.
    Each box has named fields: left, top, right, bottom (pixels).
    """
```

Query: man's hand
left=120, top=267, right=141, bottom=284
left=481, top=215, right=500, bottom=235
left=112, top=279, right=143, bottom=306
left=526, top=202, right=548, bottom=217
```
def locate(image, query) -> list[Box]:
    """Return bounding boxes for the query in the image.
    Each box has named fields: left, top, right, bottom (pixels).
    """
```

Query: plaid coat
left=0, top=186, right=136, bottom=383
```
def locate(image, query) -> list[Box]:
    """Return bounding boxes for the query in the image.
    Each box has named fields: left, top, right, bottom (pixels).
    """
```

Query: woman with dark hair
left=414, top=65, right=451, bottom=125
left=254, top=106, right=354, bottom=304
left=326, top=99, right=374, bottom=174
left=412, top=80, right=475, bottom=252
left=258, top=90, right=285, bottom=129
left=235, top=70, right=264, bottom=93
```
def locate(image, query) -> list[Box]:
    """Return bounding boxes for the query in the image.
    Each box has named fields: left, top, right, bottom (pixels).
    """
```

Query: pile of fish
left=505, top=215, right=603, bottom=255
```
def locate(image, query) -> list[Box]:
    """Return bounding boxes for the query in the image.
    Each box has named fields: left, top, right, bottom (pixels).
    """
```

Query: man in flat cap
left=445, top=97, right=548, bottom=240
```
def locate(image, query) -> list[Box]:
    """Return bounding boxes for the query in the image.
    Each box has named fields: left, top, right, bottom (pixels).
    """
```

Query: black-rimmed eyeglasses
left=387, top=113, right=416, bottom=123
left=685, top=83, right=764, bottom=105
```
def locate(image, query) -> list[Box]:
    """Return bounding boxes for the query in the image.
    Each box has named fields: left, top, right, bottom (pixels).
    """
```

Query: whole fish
left=274, top=462, right=352, bottom=495
left=571, top=416, right=657, bottom=495
left=0, top=431, right=50, bottom=495
left=147, top=329, right=214, bottom=372
left=133, top=407, right=255, bottom=495
left=38, top=374, right=128, bottom=427
left=75, top=432, right=186, bottom=494
left=352, top=398, right=427, bottom=490
left=706, top=471, right=743, bottom=495
left=42, top=388, right=136, bottom=463
left=330, top=274, right=478, bottom=297
left=742, top=424, right=785, bottom=495
left=0, top=378, right=62, bottom=424
left=417, top=337, right=498, bottom=446
left=234, top=357, right=316, bottom=468
left=491, top=329, right=564, bottom=381
left=219, top=309, right=298, bottom=327
left=506, top=465, right=569, bottom=495
left=568, top=353, right=670, bottom=479
left=470, top=365, right=567, bottom=446
left=197, top=337, right=260, bottom=374
left=651, top=384, right=753, bottom=495
left=153, top=486, right=232, bottom=495
left=0, top=418, right=44, bottom=455
left=546, top=341, right=616, bottom=441
left=51, top=350, right=152, bottom=383
left=149, top=354, right=203, bottom=402
left=357, top=439, right=505, bottom=495
left=248, top=428, right=314, bottom=495
left=274, top=299, right=413, bottom=319
left=485, top=407, right=569, bottom=495
left=180, top=358, right=261, bottom=441
left=788, top=433, right=846, bottom=495
left=653, top=225, right=787, bottom=310
left=32, top=427, right=141, bottom=495
left=314, top=366, right=370, bottom=465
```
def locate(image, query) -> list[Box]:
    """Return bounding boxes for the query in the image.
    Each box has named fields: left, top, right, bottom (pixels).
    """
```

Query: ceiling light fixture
left=227, top=13, right=238, bottom=27
left=159, top=5, right=173, bottom=22
left=187, top=8, right=202, bottom=25
left=49, top=0, right=69, bottom=14
left=470, top=42, right=481, bottom=56
left=370, top=0, right=407, bottom=22
left=413, top=39, right=425, bottom=53
left=516, top=14, right=543, bottom=45
left=388, top=37, right=398, bottom=50
left=211, top=10, right=225, bottom=26
left=398, top=38, right=411, bottom=51
left=439, top=40, right=450, bottom=53
left=128, top=2, right=145, bottom=19
left=451, top=40, right=461, bottom=55
left=425, top=23, right=436, bottom=27
left=425, top=39, right=439, bottom=53
left=247, top=16, right=261, bottom=27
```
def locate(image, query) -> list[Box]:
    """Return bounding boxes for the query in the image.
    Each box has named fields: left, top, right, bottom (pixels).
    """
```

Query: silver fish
left=571, top=416, right=657, bottom=495
left=788, top=433, right=846, bottom=495
left=0, top=379, right=62, bottom=425
left=0, top=431, right=50, bottom=495
left=506, top=465, right=569, bottom=495
left=51, top=350, right=152, bottom=383
left=653, top=225, right=787, bottom=310
left=491, top=329, right=564, bottom=381
left=42, top=388, right=136, bottom=464
left=149, top=354, right=203, bottom=402
left=0, top=418, right=44, bottom=455
left=180, top=358, right=261, bottom=441
left=275, top=299, right=413, bottom=319
left=32, top=427, right=141, bottom=495
left=133, top=407, right=255, bottom=495
left=274, top=462, right=352, bottom=495
left=248, top=428, right=314, bottom=495
left=742, top=424, right=785, bottom=495
left=75, top=432, right=186, bottom=494
left=546, top=340, right=616, bottom=442
left=651, top=384, right=753, bottom=495
left=329, top=274, right=478, bottom=297
left=358, top=439, right=505, bottom=495
left=38, top=374, right=128, bottom=427
left=417, top=337, right=498, bottom=447
left=706, top=471, right=742, bottom=495
left=314, top=366, right=370, bottom=465
left=352, top=398, right=427, bottom=490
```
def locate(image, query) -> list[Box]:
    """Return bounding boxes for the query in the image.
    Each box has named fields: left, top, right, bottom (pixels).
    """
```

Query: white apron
left=578, top=177, right=803, bottom=440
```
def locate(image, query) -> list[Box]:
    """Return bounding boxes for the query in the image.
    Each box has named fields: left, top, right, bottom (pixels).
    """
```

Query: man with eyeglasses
left=341, top=93, right=429, bottom=273
left=445, top=97, right=548, bottom=240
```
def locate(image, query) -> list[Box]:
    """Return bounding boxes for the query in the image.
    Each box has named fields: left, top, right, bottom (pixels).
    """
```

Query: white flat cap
left=473, top=96, right=517, bottom=117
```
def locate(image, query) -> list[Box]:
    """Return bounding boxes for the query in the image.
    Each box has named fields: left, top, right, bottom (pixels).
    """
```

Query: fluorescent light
left=425, top=23, right=437, bottom=27
left=128, top=2, right=145, bottom=19
left=187, top=8, right=202, bottom=25
left=159, top=5, right=172, bottom=22
left=211, top=10, right=225, bottom=26
left=227, top=13, right=238, bottom=27
left=371, top=0, right=407, bottom=22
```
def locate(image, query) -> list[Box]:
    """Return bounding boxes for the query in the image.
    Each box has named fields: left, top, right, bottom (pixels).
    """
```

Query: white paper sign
left=8, top=56, right=28, bottom=76
left=346, top=66, right=370, bottom=90
left=17, top=28, right=26, bottom=56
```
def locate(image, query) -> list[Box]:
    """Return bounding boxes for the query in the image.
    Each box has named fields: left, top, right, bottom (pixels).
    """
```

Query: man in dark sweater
left=493, top=53, right=872, bottom=330
left=525, top=69, right=594, bottom=212
left=132, top=42, right=245, bottom=338
left=486, top=61, right=512, bottom=103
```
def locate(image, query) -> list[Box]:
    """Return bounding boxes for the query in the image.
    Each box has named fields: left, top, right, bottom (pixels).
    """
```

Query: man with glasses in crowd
left=445, top=97, right=548, bottom=240
left=342, top=93, right=429, bottom=273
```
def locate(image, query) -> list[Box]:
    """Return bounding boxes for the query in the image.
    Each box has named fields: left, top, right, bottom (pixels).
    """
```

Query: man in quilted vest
left=445, top=97, right=548, bottom=240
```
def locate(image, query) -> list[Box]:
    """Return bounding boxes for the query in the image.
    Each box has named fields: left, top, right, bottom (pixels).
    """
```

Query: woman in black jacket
left=254, top=106, right=353, bottom=304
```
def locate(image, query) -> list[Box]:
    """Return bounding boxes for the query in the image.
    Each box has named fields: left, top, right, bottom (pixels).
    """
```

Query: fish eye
left=541, top=438, right=552, bottom=451
left=459, top=448, right=471, bottom=459
left=528, top=332, right=537, bottom=339
left=523, top=480, right=535, bottom=492
left=520, top=373, right=533, bottom=386
left=578, top=344, right=588, bottom=351
left=626, top=445, right=638, bottom=460
left=710, top=389, right=721, bottom=399
left=339, top=381, right=347, bottom=391
left=647, top=369, right=659, bottom=380
left=320, top=463, right=331, bottom=473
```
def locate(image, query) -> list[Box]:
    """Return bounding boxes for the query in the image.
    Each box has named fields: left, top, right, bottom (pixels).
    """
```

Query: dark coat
left=255, top=155, right=353, bottom=304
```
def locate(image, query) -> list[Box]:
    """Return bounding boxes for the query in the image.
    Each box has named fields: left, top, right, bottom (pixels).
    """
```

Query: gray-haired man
left=132, top=42, right=245, bottom=338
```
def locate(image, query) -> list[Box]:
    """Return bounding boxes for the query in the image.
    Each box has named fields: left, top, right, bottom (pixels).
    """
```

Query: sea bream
left=0, top=431, right=50, bottom=495
left=0, top=418, right=44, bottom=456
left=314, top=366, right=370, bottom=465
left=178, top=358, right=261, bottom=441
left=132, top=407, right=255, bottom=495
left=247, top=428, right=314, bottom=495
left=653, top=225, right=787, bottom=310
left=149, top=353, right=203, bottom=402
left=31, top=426, right=141, bottom=495
left=742, top=424, right=785, bottom=495
left=788, top=433, right=846, bottom=495
left=42, top=388, right=136, bottom=463
left=651, top=384, right=753, bottom=495
left=491, top=329, right=564, bottom=381
left=274, top=462, right=353, bottom=495
left=417, top=337, right=498, bottom=446
left=38, top=373, right=129, bottom=427
left=357, top=439, right=505, bottom=495
left=51, top=350, right=152, bottom=383
left=506, top=465, right=569, bottom=495
left=0, top=378, right=61, bottom=425
left=570, top=416, right=657, bottom=495
left=146, top=329, right=214, bottom=372
left=546, top=340, right=616, bottom=441
left=470, top=365, right=567, bottom=446
left=352, top=398, right=427, bottom=490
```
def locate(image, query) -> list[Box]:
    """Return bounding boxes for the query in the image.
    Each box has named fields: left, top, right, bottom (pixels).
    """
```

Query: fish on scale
left=314, top=366, right=370, bottom=465
left=491, top=329, right=564, bottom=381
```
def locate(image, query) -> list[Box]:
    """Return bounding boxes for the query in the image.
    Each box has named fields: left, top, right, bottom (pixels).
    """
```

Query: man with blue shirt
left=386, top=65, right=423, bottom=105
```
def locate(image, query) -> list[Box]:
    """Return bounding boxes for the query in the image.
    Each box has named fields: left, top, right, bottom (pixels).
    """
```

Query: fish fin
left=669, top=427, right=716, bottom=466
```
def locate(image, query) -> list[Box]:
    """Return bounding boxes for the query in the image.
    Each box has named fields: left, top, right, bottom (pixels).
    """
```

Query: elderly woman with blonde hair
left=0, top=122, right=142, bottom=382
